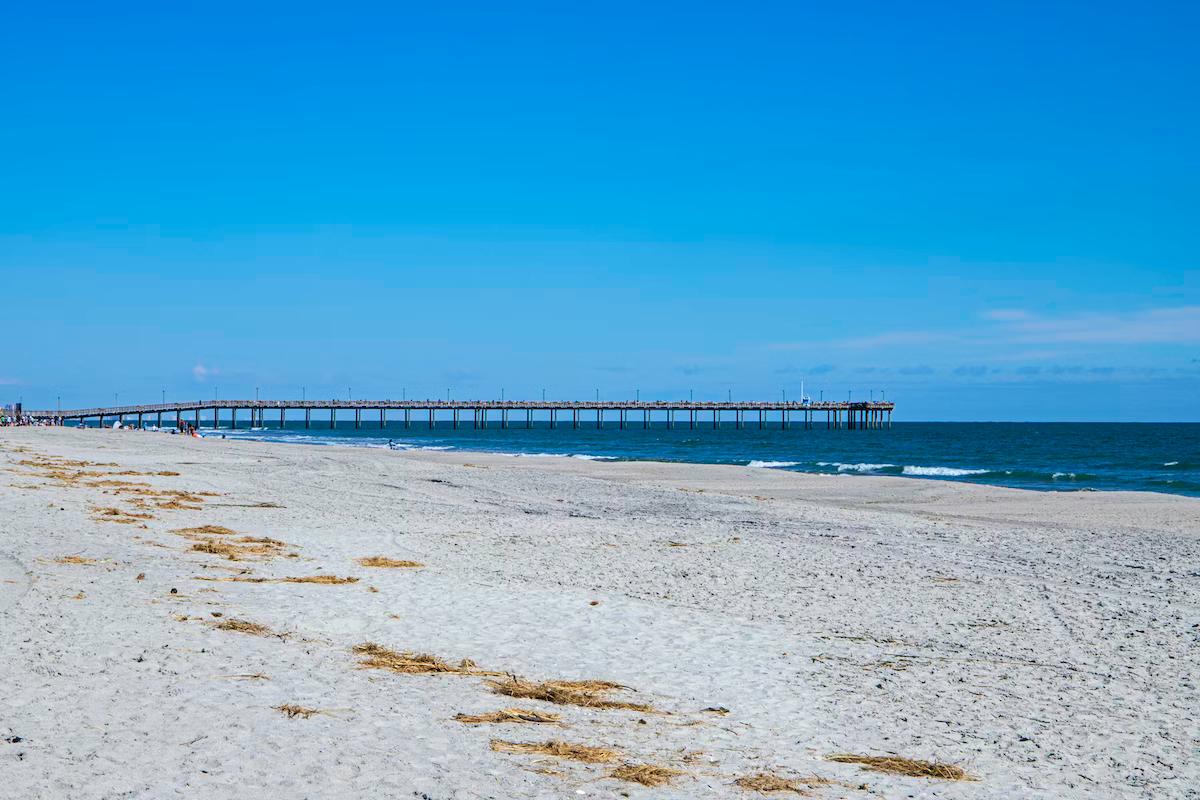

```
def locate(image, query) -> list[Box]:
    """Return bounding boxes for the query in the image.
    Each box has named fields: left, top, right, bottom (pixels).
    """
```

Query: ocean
left=93, top=419, right=1195, bottom=498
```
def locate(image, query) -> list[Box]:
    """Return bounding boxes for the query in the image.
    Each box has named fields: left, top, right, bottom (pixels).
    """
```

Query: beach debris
left=209, top=501, right=284, bottom=508
left=196, top=574, right=355, bottom=584
left=13, top=458, right=211, bottom=509
left=54, top=555, right=97, bottom=565
left=486, top=676, right=654, bottom=712
left=217, top=673, right=270, bottom=680
left=701, top=706, right=730, bottom=715
left=734, top=773, right=834, bottom=794
left=189, top=540, right=249, bottom=559
left=281, top=575, right=358, bottom=584
left=86, top=479, right=153, bottom=489
left=212, top=618, right=272, bottom=636
left=352, top=642, right=499, bottom=675
left=171, top=525, right=238, bottom=536
left=157, top=499, right=203, bottom=510
left=356, top=556, right=424, bottom=568
left=91, top=505, right=155, bottom=523
left=16, top=457, right=120, bottom=485
left=183, top=533, right=291, bottom=561
left=826, top=754, right=974, bottom=780
left=454, top=708, right=563, bottom=725
left=274, top=704, right=323, bottom=719
left=489, top=739, right=618, bottom=764
left=19, top=457, right=114, bottom=469
left=135, top=572, right=146, bottom=581
left=72, top=591, right=86, bottom=600
left=609, top=763, right=685, bottom=787
left=105, top=486, right=217, bottom=508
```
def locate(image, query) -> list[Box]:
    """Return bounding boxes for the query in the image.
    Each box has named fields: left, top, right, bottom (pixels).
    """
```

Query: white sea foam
left=902, top=465, right=989, bottom=477
left=1164, top=461, right=1180, bottom=466
left=501, top=451, right=614, bottom=460
left=746, top=460, right=800, bottom=468
left=815, top=461, right=896, bottom=473
left=1052, top=472, right=1077, bottom=479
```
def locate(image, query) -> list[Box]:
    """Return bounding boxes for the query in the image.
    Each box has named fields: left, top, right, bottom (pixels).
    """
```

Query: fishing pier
left=28, top=399, right=894, bottom=431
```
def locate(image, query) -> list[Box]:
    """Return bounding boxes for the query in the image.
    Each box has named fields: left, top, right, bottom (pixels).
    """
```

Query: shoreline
left=2, top=427, right=1197, bottom=798
left=204, top=429, right=1200, bottom=524
left=171, top=421, right=1200, bottom=499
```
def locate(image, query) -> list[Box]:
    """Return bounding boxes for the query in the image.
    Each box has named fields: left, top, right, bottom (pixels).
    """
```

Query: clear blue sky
left=2, top=2, right=1197, bottom=420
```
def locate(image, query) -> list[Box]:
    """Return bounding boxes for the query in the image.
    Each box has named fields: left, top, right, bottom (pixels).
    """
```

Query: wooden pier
left=26, top=399, right=895, bottom=431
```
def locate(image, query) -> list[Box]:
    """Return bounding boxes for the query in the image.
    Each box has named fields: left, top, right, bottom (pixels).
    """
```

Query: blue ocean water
left=97, top=420, right=1200, bottom=497
left=124, top=417, right=1200, bottom=496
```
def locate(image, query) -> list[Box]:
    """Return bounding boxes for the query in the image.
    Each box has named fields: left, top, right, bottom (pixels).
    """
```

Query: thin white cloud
left=1003, top=306, right=1200, bottom=344
left=981, top=309, right=1032, bottom=321
left=807, top=305, right=1200, bottom=352
left=829, top=330, right=954, bottom=349
left=192, top=363, right=219, bottom=382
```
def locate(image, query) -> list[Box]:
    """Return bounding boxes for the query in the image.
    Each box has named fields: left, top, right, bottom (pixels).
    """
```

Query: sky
left=2, top=1, right=1197, bottom=421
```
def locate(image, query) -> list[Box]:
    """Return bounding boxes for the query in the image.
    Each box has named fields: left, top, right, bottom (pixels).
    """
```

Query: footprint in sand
left=0, top=552, right=32, bottom=612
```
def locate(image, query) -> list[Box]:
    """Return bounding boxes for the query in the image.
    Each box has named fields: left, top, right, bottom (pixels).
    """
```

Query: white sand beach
left=1, top=427, right=1196, bottom=799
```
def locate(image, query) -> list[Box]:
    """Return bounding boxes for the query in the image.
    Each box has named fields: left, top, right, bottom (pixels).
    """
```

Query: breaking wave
left=832, top=462, right=896, bottom=473
left=902, top=465, right=990, bottom=477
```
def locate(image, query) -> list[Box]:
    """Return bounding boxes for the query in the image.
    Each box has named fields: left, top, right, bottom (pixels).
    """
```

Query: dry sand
left=1, top=427, right=1196, bottom=799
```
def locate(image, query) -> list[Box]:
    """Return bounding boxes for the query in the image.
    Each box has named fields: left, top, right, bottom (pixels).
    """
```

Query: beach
left=1, top=427, right=1196, bottom=799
